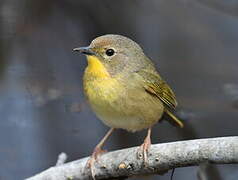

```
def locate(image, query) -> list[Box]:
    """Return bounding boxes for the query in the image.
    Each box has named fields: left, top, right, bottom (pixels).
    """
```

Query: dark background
left=0, top=0, right=238, bottom=179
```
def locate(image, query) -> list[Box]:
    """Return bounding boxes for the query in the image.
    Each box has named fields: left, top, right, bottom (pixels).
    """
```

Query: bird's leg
left=137, top=128, right=152, bottom=165
left=86, top=128, right=114, bottom=179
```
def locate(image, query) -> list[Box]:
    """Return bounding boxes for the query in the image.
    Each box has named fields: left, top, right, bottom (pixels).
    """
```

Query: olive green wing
left=137, top=70, right=184, bottom=128
left=137, top=70, right=177, bottom=109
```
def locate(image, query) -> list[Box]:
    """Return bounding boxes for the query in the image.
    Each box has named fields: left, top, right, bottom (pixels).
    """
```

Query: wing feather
left=138, top=70, right=177, bottom=110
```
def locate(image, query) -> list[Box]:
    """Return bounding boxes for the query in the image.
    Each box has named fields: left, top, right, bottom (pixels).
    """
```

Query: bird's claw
left=137, top=136, right=151, bottom=165
left=86, top=147, right=107, bottom=180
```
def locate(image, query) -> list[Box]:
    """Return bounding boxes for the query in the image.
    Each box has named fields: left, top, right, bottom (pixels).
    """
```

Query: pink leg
left=138, top=128, right=152, bottom=164
left=87, top=128, right=114, bottom=179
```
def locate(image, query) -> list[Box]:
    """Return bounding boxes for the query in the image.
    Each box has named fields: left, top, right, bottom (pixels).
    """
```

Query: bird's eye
left=105, top=49, right=115, bottom=56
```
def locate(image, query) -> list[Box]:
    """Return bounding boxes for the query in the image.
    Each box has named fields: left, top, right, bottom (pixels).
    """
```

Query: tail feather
left=164, top=108, right=184, bottom=128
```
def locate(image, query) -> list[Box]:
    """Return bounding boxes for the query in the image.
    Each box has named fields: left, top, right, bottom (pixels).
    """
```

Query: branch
left=26, top=136, right=238, bottom=180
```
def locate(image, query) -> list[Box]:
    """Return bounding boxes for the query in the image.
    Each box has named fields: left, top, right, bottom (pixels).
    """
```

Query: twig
left=26, top=136, right=238, bottom=180
left=56, top=152, right=68, bottom=166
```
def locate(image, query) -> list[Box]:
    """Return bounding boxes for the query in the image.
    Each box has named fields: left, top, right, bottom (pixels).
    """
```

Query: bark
left=27, top=136, right=238, bottom=180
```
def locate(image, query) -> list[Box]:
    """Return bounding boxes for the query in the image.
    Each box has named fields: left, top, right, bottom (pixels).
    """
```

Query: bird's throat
left=86, top=55, right=110, bottom=78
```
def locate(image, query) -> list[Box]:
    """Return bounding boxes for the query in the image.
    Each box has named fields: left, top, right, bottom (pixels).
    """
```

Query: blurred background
left=0, top=0, right=238, bottom=179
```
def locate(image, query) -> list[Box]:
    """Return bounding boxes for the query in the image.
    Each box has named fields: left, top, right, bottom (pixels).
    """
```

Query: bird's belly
left=84, top=78, right=164, bottom=132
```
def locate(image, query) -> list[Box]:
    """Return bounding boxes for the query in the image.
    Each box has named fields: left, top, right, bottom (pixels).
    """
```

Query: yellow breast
left=82, top=55, right=163, bottom=131
left=83, top=55, right=121, bottom=105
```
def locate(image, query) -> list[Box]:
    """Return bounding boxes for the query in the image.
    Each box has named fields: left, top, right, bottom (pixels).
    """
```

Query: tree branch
left=26, top=136, right=238, bottom=180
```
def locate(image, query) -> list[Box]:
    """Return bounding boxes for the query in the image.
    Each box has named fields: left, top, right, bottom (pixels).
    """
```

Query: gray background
left=0, top=0, right=238, bottom=179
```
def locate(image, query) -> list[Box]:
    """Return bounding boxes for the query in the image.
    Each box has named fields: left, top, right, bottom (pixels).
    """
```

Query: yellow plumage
left=74, top=34, right=184, bottom=179
left=85, top=56, right=110, bottom=78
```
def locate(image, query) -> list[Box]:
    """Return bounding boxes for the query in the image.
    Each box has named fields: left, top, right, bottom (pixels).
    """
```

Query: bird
left=73, top=34, right=183, bottom=179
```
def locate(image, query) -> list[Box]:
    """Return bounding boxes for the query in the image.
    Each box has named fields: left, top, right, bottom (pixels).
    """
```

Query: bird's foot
left=137, top=134, right=151, bottom=165
left=86, top=147, right=107, bottom=180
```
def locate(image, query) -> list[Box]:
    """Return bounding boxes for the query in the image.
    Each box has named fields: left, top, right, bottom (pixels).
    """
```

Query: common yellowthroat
left=74, top=34, right=183, bottom=179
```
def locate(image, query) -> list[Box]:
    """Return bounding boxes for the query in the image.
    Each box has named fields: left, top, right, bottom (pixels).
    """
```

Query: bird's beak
left=73, top=46, right=95, bottom=55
